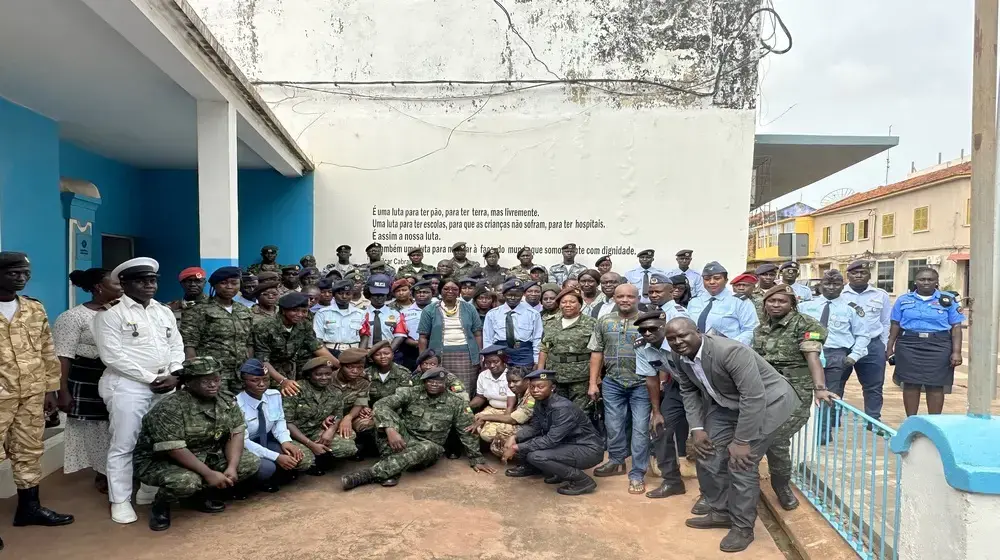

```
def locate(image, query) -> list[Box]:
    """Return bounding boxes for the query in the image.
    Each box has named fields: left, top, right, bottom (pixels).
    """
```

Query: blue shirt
left=235, top=389, right=291, bottom=461
left=686, top=288, right=759, bottom=346
left=391, top=301, right=422, bottom=340
left=658, top=302, right=691, bottom=323
left=890, top=290, right=966, bottom=332
left=312, top=304, right=365, bottom=345
left=665, top=267, right=705, bottom=297
left=636, top=338, right=674, bottom=377
left=363, top=304, right=408, bottom=344
left=625, top=266, right=668, bottom=303
left=482, top=301, right=543, bottom=362
left=799, top=296, right=870, bottom=361
left=840, top=284, right=891, bottom=345
left=781, top=281, right=813, bottom=302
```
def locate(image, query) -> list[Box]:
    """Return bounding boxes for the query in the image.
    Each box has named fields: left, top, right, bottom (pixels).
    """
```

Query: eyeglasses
left=637, top=326, right=660, bottom=334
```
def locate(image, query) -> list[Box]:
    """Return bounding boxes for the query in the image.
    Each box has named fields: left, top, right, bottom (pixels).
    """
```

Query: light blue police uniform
left=838, top=279, right=892, bottom=419
left=312, top=304, right=365, bottom=348
left=687, top=288, right=759, bottom=346
left=799, top=296, right=870, bottom=363
left=783, top=282, right=813, bottom=302
left=666, top=267, right=704, bottom=297
left=891, top=290, right=965, bottom=333
left=890, top=290, right=966, bottom=392
left=483, top=300, right=543, bottom=365
left=625, top=266, right=668, bottom=304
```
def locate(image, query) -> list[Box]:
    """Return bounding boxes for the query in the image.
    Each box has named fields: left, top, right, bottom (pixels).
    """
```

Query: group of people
left=0, top=240, right=965, bottom=553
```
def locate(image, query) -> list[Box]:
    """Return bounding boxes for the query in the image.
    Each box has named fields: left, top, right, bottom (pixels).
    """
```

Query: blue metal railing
left=790, top=399, right=902, bottom=560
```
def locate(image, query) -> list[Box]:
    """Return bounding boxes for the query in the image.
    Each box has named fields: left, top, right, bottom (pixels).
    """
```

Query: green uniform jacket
left=507, top=265, right=534, bottom=281
left=133, top=390, right=246, bottom=476
left=374, top=387, right=484, bottom=465
left=397, top=263, right=435, bottom=278
left=283, top=380, right=346, bottom=439
left=331, top=375, right=371, bottom=415
left=752, top=310, right=827, bottom=388
left=366, top=363, right=414, bottom=404
left=540, top=313, right=597, bottom=384
left=181, top=298, right=254, bottom=389
left=252, top=315, right=322, bottom=379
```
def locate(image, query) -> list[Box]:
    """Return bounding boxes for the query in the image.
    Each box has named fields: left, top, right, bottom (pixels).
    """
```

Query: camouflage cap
left=181, top=356, right=222, bottom=378
left=302, top=357, right=335, bottom=374
left=762, top=284, right=797, bottom=303
left=338, top=348, right=368, bottom=365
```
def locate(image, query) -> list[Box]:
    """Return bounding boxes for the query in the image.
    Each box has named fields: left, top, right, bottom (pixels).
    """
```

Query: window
left=913, top=206, right=929, bottom=232
left=966, top=198, right=971, bottom=226
left=858, top=218, right=871, bottom=240
left=840, top=222, right=855, bottom=243
left=907, top=259, right=928, bottom=291
left=882, top=213, right=895, bottom=237
left=822, top=226, right=831, bottom=245
left=876, top=261, right=895, bottom=292
left=781, top=221, right=795, bottom=233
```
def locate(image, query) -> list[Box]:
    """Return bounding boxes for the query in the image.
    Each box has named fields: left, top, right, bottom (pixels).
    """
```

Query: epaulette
left=20, top=295, right=41, bottom=303
left=734, top=293, right=748, bottom=300
left=847, top=302, right=865, bottom=317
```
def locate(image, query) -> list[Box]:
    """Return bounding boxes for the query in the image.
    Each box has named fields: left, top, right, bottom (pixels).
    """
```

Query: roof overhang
left=752, top=134, right=899, bottom=208
left=0, top=0, right=312, bottom=176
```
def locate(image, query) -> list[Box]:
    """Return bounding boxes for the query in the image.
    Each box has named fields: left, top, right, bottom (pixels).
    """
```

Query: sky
left=758, top=0, right=974, bottom=209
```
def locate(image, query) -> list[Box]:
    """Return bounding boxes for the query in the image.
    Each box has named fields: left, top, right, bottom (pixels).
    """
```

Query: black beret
left=524, top=369, right=556, bottom=381
left=281, top=264, right=301, bottom=273
left=420, top=367, right=448, bottom=381
left=483, top=247, right=499, bottom=258
left=633, top=310, right=668, bottom=325
left=415, top=349, right=438, bottom=366
left=316, top=278, right=334, bottom=290
left=846, top=260, right=870, bottom=272
left=332, top=279, right=353, bottom=292
left=779, top=261, right=800, bottom=271
left=208, top=266, right=241, bottom=285
left=754, top=263, right=778, bottom=275
left=365, top=242, right=382, bottom=251
left=669, top=274, right=688, bottom=285
left=336, top=245, right=351, bottom=252
left=595, top=255, right=611, bottom=266
left=407, top=247, right=424, bottom=256
left=0, top=252, right=30, bottom=270
left=278, top=291, right=310, bottom=309
left=561, top=243, right=576, bottom=250
left=261, top=245, right=278, bottom=252
left=412, top=280, right=433, bottom=291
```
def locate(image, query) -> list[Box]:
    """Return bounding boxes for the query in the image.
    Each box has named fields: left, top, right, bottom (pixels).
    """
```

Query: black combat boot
left=185, top=491, right=225, bottom=514
left=381, top=474, right=401, bottom=487
left=149, top=499, right=171, bottom=532
left=556, top=473, right=597, bottom=496
left=12, top=487, right=74, bottom=527
left=720, top=527, right=755, bottom=553
left=341, top=468, right=376, bottom=491
left=772, top=478, right=799, bottom=510
left=592, top=461, right=626, bottom=477
left=504, top=464, right=541, bottom=477
left=543, top=474, right=564, bottom=484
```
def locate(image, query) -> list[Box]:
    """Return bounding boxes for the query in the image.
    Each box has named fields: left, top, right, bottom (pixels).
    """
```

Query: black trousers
left=524, top=444, right=604, bottom=481
left=651, top=380, right=689, bottom=485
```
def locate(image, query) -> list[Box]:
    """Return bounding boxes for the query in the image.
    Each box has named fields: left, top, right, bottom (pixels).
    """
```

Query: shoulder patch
left=674, top=304, right=686, bottom=312
left=847, top=302, right=865, bottom=317
left=803, top=332, right=823, bottom=341
left=938, top=294, right=954, bottom=308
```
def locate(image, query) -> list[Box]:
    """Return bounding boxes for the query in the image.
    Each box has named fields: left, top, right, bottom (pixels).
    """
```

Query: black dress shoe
left=445, top=451, right=461, bottom=460
left=186, top=497, right=225, bottom=514
left=543, top=475, right=563, bottom=485
left=720, top=527, right=755, bottom=552
left=773, top=483, right=799, bottom=510
left=381, top=477, right=399, bottom=487
left=690, top=495, right=711, bottom=515
left=229, top=483, right=251, bottom=501
left=646, top=481, right=686, bottom=499
left=556, top=476, right=597, bottom=496
left=12, top=487, right=74, bottom=527
left=149, top=500, right=171, bottom=532
left=306, top=465, right=327, bottom=477
left=259, top=482, right=281, bottom=493
left=592, top=462, right=626, bottom=477
left=685, top=512, right=733, bottom=530
left=504, top=465, right=541, bottom=478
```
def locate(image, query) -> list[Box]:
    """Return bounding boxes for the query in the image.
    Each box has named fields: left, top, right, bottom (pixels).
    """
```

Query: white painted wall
left=191, top=0, right=761, bottom=272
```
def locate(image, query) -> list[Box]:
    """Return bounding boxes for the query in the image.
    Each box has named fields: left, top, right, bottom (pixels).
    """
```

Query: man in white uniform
left=94, top=257, right=184, bottom=524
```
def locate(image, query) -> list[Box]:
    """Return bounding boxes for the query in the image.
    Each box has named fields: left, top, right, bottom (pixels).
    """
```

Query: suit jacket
left=666, top=334, right=800, bottom=443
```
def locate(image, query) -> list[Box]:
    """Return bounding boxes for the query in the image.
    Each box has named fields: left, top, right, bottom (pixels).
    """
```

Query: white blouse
left=53, top=305, right=101, bottom=360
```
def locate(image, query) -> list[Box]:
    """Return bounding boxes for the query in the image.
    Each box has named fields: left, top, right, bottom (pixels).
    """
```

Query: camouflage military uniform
left=450, top=259, right=481, bottom=279
left=366, top=363, right=414, bottom=404
left=752, top=310, right=826, bottom=479
left=246, top=262, right=281, bottom=276
left=540, top=313, right=597, bottom=412
left=133, top=390, right=260, bottom=502
left=181, top=299, right=254, bottom=395
left=482, top=392, right=536, bottom=457
left=750, top=286, right=767, bottom=322
left=0, top=296, right=61, bottom=489
left=250, top=305, right=277, bottom=326
left=167, top=294, right=208, bottom=325
left=397, top=263, right=435, bottom=278
left=252, top=315, right=322, bottom=381
left=548, top=262, right=587, bottom=287
left=322, top=262, right=357, bottom=278
left=283, top=380, right=358, bottom=459
left=331, top=374, right=374, bottom=432
left=481, top=265, right=509, bottom=288
left=371, top=387, right=483, bottom=480
left=507, top=265, right=534, bottom=281
left=356, top=262, right=397, bottom=281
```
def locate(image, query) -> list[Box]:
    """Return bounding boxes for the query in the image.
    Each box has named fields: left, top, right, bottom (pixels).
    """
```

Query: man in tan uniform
left=0, top=252, right=74, bottom=549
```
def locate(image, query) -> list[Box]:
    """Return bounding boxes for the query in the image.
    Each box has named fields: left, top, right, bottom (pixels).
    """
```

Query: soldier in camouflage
left=134, top=356, right=261, bottom=531
left=448, top=242, right=481, bottom=278
left=537, top=287, right=596, bottom=413
left=507, top=247, right=536, bottom=281
left=283, top=357, right=358, bottom=476
left=341, top=367, right=496, bottom=489
left=412, top=349, right=469, bottom=399
left=750, top=264, right=779, bottom=321
left=480, top=247, right=508, bottom=288
left=277, top=264, right=301, bottom=296
left=356, top=242, right=396, bottom=280
left=752, top=284, right=835, bottom=511
left=252, top=291, right=337, bottom=394
left=366, top=340, right=414, bottom=404
left=246, top=245, right=282, bottom=276
left=330, top=348, right=375, bottom=435
left=548, top=243, right=587, bottom=286
left=397, top=247, right=436, bottom=278
left=167, top=267, right=208, bottom=325
left=467, top=368, right=536, bottom=456
left=181, top=266, right=254, bottom=396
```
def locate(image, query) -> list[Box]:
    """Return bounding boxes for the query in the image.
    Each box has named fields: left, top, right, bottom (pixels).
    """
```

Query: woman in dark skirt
left=53, top=268, right=122, bottom=492
left=886, top=267, right=965, bottom=416
left=417, top=278, right=483, bottom=397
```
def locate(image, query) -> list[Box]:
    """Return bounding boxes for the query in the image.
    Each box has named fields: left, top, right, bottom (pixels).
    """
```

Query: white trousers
left=98, top=373, right=165, bottom=505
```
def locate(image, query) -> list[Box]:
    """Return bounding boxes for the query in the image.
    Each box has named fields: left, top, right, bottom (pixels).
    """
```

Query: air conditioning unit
left=926, top=255, right=942, bottom=266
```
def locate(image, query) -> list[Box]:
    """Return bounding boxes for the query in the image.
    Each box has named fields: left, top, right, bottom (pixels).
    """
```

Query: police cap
left=501, top=278, right=525, bottom=293
left=637, top=249, right=655, bottom=258
left=239, top=359, right=266, bottom=377
left=754, top=263, right=778, bottom=275
left=524, top=369, right=556, bottom=381
left=702, top=261, right=727, bottom=276
left=633, top=309, right=668, bottom=326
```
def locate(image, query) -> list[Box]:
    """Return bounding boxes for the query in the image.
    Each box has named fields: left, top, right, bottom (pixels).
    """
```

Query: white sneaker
left=135, top=484, right=158, bottom=506
left=111, top=502, right=137, bottom=524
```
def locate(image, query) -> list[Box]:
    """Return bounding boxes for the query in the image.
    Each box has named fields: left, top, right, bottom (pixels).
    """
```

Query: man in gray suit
left=663, top=317, right=800, bottom=553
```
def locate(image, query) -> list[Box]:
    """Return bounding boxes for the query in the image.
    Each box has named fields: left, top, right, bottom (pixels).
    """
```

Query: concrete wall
left=192, top=0, right=762, bottom=273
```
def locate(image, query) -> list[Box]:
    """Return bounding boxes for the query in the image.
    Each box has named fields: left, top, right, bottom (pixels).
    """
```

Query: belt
left=551, top=353, right=591, bottom=364
left=326, top=342, right=360, bottom=350
left=901, top=330, right=951, bottom=339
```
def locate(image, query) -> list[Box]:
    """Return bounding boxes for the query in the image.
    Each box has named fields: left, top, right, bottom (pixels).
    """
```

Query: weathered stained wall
left=192, top=0, right=762, bottom=271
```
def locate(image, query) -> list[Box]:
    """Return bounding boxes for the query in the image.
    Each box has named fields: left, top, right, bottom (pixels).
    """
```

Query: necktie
left=697, top=297, right=716, bottom=332
left=255, top=402, right=268, bottom=446
left=642, top=270, right=650, bottom=298
left=505, top=310, right=517, bottom=347
left=372, top=309, right=383, bottom=342
left=820, top=301, right=831, bottom=327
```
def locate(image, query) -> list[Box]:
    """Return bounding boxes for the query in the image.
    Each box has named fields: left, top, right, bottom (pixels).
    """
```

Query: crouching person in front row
left=235, top=358, right=314, bottom=492
left=341, top=367, right=496, bottom=490
left=133, top=357, right=261, bottom=531
left=283, top=357, right=359, bottom=476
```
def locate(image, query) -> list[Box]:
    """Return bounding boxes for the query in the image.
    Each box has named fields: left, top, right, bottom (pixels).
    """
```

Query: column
left=60, top=191, right=102, bottom=308
left=197, top=100, right=239, bottom=275
left=890, top=415, right=1000, bottom=559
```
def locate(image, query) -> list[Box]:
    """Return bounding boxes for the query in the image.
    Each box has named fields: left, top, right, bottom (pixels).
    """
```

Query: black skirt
left=893, top=332, right=954, bottom=393
left=66, top=356, right=110, bottom=420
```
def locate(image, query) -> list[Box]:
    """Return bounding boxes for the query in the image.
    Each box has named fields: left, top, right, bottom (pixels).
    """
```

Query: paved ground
left=0, top=457, right=786, bottom=560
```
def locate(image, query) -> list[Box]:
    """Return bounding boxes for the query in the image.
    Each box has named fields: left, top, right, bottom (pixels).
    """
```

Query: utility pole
left=885, top=125, right=892, bottom=185
left=968, top=0, right=999, bottom=416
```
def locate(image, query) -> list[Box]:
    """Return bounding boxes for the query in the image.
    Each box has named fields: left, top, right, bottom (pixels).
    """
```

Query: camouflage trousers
left=556, top=381, right=593, bottom=414
left=140, top=449, right=261, bottom=502
left=353, top=415, right=375, bottom=434
left=303, top=427, right=359, bottom=460
left=765, top=376, right=813, bottom=481
left=477, top=406, right=518, bottom=457
left=371, top=429, right=444, bottom=481
left=0, top=393, right=44, bottom=489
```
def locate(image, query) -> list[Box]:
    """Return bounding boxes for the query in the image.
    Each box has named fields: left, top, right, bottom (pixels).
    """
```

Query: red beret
left=391, top=279, right=410, bottom=292
left=178, top=267, right=206, bottom=281
left=730, top=273, right=758, bottom=285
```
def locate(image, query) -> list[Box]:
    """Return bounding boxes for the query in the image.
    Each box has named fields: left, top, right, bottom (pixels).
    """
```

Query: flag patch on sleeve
left=803, top=332, right=822, bottom=341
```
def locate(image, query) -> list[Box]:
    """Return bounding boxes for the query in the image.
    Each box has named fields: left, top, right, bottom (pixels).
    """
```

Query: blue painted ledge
left=891, top=414, right=1000, bottom=494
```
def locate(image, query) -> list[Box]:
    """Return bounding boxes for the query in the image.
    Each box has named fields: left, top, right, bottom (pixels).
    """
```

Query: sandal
left=628, top=479, right=645, bottom=494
